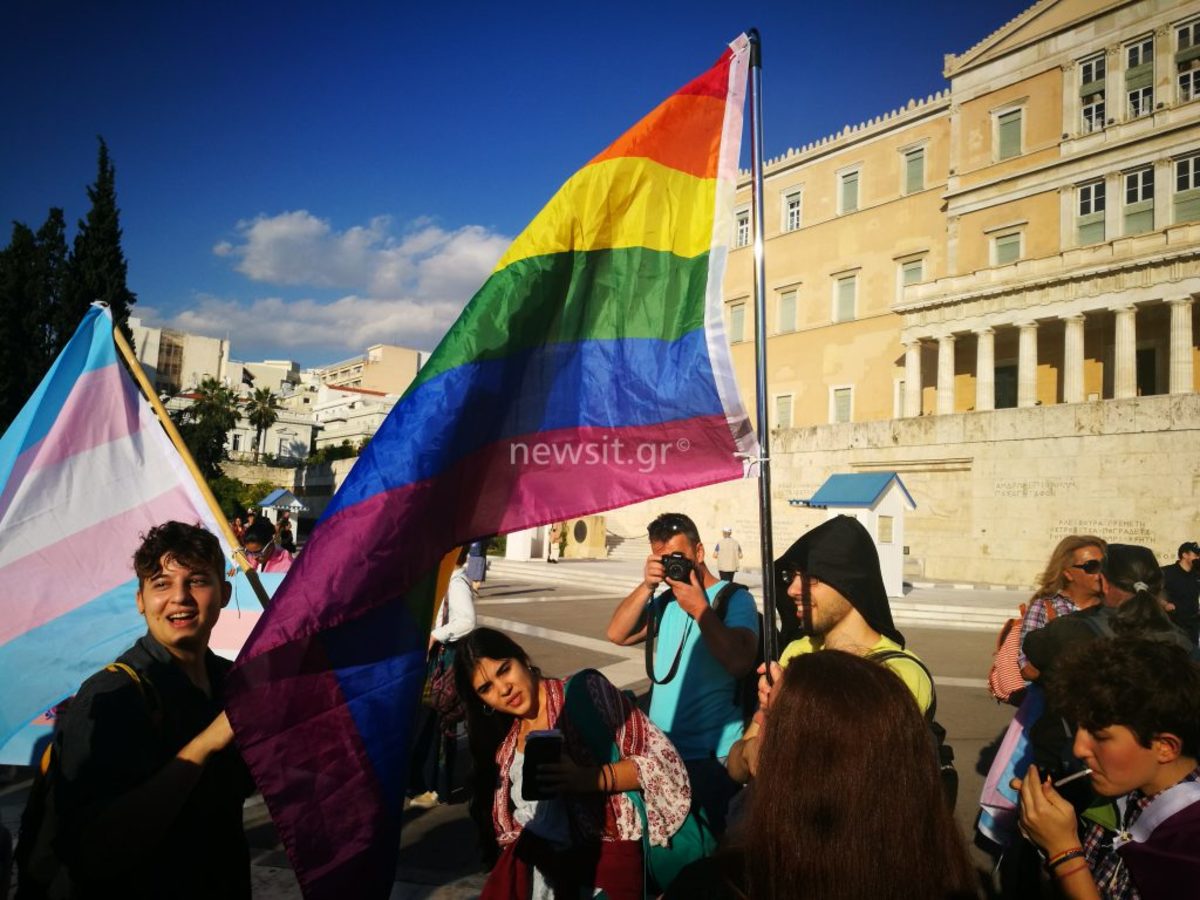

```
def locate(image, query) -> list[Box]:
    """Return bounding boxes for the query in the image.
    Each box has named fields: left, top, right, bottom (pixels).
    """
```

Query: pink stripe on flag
left=210, top=609, right=262, bottom=659
left=0, top=484, right=204, bottom=646
left=0, top=363, right=139, bottom=521
left=240, top=414, right=741, bottom=660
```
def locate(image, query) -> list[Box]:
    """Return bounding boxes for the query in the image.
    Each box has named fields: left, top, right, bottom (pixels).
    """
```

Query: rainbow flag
left=0, top=303, right=235, bottom=757
left=226, top=34, right=754, bottom=897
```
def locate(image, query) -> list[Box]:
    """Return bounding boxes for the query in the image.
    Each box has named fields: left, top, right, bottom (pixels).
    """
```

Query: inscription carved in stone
left=993, top=478, right=1077, bottom=498
left=1051, top=519, right=1156, bottom=543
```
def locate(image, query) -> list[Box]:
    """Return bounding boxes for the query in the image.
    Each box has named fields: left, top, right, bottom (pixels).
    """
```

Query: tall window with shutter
left=1178, top=20, right=1200, bottom=101
left=831, top=387, right=852, bottom=424
left=901, top=259, right=924, bottom=287
left=1080, top=54, right=1106, bottom=133
left=994, top=232, right=1021, bottom=265
left=777, top=289, right=796, bottom=334
left=734, top=210, right=750, bottom=248
left=1126, top=37, right=1154, bottom=117
left=997, top=109, right=1022, bottom=160
left=783, top=190, right=802, bottom=232
left=839, top=170, right=859, bottom=214
left=1124, top=167, right=1154, bottom=235
left=1077, top=181, right=1106, bottom=244
left=904, top=148, right=925, bottom=194
left=834, top=274, right=857, bottom=323
left=774, top=394, right=793, bottom=429
left=729, top=302, right=746, bottom=342
left=1176, top=155, right=1200, bottom=223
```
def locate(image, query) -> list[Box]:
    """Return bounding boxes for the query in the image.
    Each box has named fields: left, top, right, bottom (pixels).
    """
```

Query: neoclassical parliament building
left=609, top=0, right=1200, bottom=586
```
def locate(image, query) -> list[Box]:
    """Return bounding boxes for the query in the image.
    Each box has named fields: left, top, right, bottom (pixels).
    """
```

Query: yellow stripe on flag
left=494, top=156, right=715, bottom=272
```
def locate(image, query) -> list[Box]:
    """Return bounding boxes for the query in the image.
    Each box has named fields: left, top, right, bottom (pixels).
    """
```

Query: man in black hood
left=727, top=515, right=932, bottom=783
left=772, top=514, right=904, bottom=649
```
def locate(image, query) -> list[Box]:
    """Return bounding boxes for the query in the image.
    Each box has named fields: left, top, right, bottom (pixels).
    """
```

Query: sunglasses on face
left=779, top=569, right=818, bottom=584
left=1071, top=559, right=1103, bottom=575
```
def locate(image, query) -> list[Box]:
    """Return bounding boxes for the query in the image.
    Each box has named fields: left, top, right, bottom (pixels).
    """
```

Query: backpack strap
left=104, top=661, right=162, bottom=725
left=866, top=648, right=938, bottom=722
left=39, top=662, right=158, bottom=775
left=712, top=581, right=748, bottom=621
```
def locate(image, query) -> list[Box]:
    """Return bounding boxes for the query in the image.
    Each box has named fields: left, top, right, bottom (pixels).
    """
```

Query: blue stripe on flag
left=323, top=600, right=429, bottom=817
left=325, top=329, right=722, bottom=519
left=0, top=305, right=117, bottom=493
left=0, top=575, right=144, bottom=747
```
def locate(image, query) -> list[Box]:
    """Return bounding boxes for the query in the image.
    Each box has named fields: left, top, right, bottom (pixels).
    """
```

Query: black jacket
left=52, top=633, right=254, bottom=899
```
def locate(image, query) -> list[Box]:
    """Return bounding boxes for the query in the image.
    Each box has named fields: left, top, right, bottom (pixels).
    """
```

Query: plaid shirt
left=1082, top=766, right=1200, bottom=900
left=1017, top=592, right=1078, bottom=669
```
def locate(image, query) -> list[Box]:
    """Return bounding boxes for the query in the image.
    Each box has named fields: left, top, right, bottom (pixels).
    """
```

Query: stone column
left=1018, top=321, right=1038, bottom=407
left=1062, top=314, right=1086, bottom=404
left=1113, top=305, right=1138, bottom=399
left=974, top=327, right=995, bottom=411
left=1169, top=296, right=1195, bottom=395
left=904, top=340, right=922, bottom=417
left=1060, top=63, right=1077, bottom=137
left=1153, top=160, right=1172, bottom=232
left=936, top=335, right=956, bottom=415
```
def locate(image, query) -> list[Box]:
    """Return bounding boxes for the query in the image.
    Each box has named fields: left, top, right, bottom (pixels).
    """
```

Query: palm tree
left=189, top=377, right=239, bottom=432
left=171, top=378, right=239, bottom=478
left=245, top=387, right=280, bottom=463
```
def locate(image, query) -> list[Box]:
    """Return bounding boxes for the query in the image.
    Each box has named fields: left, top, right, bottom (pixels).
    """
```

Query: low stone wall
left=602, top=394, right=1200, bottom=585
left=222, top=461, right=297, bottom=488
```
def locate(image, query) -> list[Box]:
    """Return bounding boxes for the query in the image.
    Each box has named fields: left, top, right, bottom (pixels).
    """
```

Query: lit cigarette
left=1053, top=768, right=1093, bottom=787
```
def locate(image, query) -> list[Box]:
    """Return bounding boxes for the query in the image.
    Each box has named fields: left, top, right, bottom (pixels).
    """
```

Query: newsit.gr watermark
left=509, top=436, right=691, bottom=474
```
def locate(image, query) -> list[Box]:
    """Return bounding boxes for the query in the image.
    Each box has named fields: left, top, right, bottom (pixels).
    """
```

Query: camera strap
left=645, top=592, right=691, bottom=685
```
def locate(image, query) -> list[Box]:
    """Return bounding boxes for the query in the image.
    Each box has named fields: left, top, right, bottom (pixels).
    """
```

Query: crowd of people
left=230, top=508, right=295, bottom=574
left=9, top=512, right=1199, bottom=899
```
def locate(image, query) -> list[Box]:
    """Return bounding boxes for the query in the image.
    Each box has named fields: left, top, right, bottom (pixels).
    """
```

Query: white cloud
left=168, top=293, right=468, bottom=358
left=214, top=210, right=510, bottom=299
left=172, top=211, right=512, bottom=360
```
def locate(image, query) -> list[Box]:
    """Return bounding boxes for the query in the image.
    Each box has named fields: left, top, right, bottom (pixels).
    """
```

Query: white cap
left=723, top=525, right=733, bottom=533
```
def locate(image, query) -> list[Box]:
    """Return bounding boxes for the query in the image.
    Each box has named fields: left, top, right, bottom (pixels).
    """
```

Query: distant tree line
left=0, top=137, right=137, bottom=433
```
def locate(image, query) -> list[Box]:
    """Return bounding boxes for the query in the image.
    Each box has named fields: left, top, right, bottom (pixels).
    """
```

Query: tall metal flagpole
left=110, top=312, right=272, bottom=609
left=747, top=30, right=779, bottom=667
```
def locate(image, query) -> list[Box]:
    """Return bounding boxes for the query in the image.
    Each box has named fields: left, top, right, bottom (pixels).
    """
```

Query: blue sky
left=2, top=0, right=1033, bottom=367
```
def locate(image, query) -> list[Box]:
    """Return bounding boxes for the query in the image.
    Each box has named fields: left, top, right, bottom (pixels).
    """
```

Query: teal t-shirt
left=647, top=580, right=759, bottom=760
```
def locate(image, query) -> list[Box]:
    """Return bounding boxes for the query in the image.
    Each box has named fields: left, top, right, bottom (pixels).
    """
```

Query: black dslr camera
left=660, top=552, right=694, bottom=583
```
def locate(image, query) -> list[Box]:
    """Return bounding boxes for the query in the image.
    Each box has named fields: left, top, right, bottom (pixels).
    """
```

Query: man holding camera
left=605, top=512, right=758, bottom=834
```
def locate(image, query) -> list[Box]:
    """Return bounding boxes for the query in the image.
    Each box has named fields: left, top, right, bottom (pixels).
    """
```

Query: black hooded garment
left=774, top=514, right=905, bottom=647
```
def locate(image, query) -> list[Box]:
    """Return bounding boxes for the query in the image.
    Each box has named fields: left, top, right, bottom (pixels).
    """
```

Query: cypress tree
left=63, top=136, right=137, bottom=352
left=0, top=223, right=38, bottom=430
left=30, top=208, right=68, bottom=387
left=0, top=210, right=71, bottom=432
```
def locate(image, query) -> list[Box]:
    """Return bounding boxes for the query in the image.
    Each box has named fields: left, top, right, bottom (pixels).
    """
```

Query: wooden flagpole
left=110, top=314, right=272, bottom=609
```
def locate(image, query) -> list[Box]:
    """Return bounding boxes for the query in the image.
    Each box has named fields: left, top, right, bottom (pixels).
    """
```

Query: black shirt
left=1162, top=562, right=1200, bottom=645
left=53, top=633, right=254, bottom=898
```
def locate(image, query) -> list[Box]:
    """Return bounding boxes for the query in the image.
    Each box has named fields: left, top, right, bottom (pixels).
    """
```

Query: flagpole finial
left=748, top=28, right=761, bottom=67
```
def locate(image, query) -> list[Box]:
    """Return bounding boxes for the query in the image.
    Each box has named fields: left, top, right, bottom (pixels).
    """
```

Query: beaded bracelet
left=1047, top=848, right=1086, bottom=871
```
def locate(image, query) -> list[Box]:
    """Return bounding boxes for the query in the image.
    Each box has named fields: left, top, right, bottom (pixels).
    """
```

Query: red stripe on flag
left=238, top=414, right=741, bottom=661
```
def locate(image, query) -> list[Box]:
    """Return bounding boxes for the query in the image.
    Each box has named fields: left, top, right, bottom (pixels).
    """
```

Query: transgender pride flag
left=227, top=35, right=755, bottom=897
left=0, top=303, right=232, bottom=754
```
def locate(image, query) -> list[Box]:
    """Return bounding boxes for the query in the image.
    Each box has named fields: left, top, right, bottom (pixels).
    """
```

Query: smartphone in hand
left=521, top=729, right=563, bottom=801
